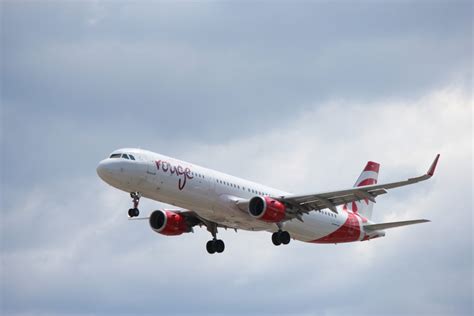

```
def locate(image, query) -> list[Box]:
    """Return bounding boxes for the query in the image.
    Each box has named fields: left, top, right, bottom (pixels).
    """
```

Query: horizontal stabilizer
left=364, top=219, right=430, bottom=232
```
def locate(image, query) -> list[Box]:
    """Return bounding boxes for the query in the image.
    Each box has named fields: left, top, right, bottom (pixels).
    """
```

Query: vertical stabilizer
left=343, top=161, right=380, bottom=220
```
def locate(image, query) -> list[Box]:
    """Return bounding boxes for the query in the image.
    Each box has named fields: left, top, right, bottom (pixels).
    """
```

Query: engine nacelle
left=248, top=196, right=286, bottom=223
left=149, top=210, right=191, bottom=236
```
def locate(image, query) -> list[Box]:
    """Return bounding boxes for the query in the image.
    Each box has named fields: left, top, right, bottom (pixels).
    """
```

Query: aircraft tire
left=281, top=231, right=291, bottom=245
left=215, top=240, right=225, bottom=253
left=206, top=240, right=216, bottom=254
left=272, top=232, right=282, bottom=246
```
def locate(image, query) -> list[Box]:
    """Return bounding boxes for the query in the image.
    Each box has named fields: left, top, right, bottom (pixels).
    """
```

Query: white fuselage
left=97, top=148, right=374, bottom=243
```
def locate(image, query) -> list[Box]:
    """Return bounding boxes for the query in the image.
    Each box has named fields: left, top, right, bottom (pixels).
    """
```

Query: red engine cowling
left=149, top=210, right=191, bottom=236
left=248, top=196, right=286, bottom=222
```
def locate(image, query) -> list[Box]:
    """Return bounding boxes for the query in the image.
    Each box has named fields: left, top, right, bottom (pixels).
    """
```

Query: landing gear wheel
left=205, top=223, right=225, bottom=254
left=272, top=231, right=290, bottom=246
left=272, top=232, right=282, bottom=246
left=215, top=239, right=225, bottom=253
left=206, top=240, right=216, bottom=254
left=128, top=192, right=141, bottom=217
left=206, top=239, right=225, bottom=254
left=280, top=231, right=291, bottom=245
left=128, top=208, right=139, bottom=217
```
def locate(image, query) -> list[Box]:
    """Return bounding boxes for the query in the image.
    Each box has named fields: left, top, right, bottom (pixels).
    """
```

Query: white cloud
left=2, top=84, right=471, bottom=315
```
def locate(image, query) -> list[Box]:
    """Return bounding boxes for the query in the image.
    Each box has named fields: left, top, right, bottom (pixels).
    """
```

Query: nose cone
left=97, top=159, right=114, bottom=182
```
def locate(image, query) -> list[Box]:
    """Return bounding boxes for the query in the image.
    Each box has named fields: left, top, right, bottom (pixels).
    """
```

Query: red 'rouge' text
left=155, top=160, right=193, bottom=190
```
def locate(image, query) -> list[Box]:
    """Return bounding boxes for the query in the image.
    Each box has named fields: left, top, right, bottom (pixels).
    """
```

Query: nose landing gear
left=128, top=192, right=141, bottom=217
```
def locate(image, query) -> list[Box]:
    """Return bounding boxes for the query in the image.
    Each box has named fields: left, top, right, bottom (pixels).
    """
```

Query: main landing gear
left=206, top=223, right=225, bottom=254
left=206, top=239, right=225, bottom=254
left=272, top=230, right=291, bottom=246
left=128, top=192, right=141, bottom=217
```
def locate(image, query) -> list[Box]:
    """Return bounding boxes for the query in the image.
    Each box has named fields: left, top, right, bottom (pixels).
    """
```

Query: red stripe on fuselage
left=310, top=212, right=361, bottom=244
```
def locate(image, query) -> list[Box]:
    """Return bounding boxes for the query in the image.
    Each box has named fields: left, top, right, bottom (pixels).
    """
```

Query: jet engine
left=248, top=196, right=286, bottom=223
left=149, top=210, right=191, bottom=236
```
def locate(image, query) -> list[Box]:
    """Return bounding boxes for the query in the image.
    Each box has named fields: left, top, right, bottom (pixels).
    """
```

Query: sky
left=1, top=1, right=473, bottom=315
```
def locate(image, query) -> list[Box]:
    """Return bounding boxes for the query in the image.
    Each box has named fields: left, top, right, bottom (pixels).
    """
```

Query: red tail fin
left=344, top=161, right=380, bottom=220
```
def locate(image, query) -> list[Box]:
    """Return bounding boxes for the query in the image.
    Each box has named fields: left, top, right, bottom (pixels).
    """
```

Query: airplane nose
left=96, top=159, right=112, bottom=180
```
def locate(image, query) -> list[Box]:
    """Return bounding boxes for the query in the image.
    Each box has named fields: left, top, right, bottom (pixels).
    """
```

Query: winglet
left=427, top=154, right=440, bottom=177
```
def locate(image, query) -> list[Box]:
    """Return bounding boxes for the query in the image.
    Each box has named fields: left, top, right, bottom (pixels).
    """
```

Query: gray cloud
left=2, top=1, right=471, bottom=139
left=2, top=86, right=472, bottom=315
left=1, top=1, right=472, bottom=315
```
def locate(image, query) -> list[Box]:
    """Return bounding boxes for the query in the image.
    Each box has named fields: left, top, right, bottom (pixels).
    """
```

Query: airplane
left=96, top=148, right=439, bottom=254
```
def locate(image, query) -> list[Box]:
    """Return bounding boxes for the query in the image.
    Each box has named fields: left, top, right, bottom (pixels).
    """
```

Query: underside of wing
left=169, top=210, right=233, bottom=231
left=130, top=209, right=231, bottom=233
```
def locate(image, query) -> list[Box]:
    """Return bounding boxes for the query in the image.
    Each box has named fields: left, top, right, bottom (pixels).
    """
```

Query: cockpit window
left=109, top=153, right=135, bottom=160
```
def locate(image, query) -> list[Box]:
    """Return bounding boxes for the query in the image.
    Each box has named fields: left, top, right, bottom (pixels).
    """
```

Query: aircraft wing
left=276, top=154, right=439, bottom=220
